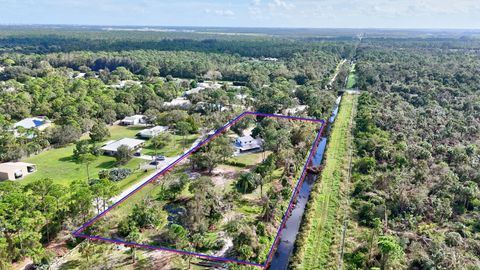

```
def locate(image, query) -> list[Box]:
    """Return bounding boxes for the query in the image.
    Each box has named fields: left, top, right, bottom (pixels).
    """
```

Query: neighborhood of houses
left=0, top=110, right=263, bottom=181
left=0, top=75, right=277, bottom=183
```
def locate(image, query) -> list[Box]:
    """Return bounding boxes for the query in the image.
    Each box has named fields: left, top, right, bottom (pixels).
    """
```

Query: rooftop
left=14, top=117, right=49, bottom=129
left=0, top=162, right=36, bottom=172
left=122, top=115, right=145, bottom=121
left=236, top=135, right=255, bottom=144
left=100, top=138, right=145, bottom=152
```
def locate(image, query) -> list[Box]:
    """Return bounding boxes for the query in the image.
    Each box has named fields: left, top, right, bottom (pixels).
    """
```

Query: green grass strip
left=290, top=93, right=357, bottom=269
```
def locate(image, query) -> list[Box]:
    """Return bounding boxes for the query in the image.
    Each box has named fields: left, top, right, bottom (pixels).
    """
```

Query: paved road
left=110, top=136, right=205, bottom=204
left=110, top=156, right=178, bottom=204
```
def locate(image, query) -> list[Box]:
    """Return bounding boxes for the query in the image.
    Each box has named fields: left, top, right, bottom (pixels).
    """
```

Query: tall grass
left=290, top=94, right=357, bottom=269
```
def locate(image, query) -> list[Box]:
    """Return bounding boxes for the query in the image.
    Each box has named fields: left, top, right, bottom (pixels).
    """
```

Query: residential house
left=14, top=117, right=51, bottom=131
left=234, top=135, right=263, bottom=153
left=13, top=117, right=52, bottom=138
left=120, top=115, right=146, bottom=126
left=138, top=126, right=169, bottom=139
left=100, top=138, right=145, bottom=155
left=185, top=81, right=223, bottom=96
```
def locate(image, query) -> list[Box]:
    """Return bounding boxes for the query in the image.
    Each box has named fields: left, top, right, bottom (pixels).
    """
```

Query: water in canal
left=268, top=95, right=341, bottom=270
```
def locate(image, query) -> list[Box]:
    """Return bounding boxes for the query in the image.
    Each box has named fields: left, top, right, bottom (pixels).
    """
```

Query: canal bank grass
left=290, top=93, right=357, bottom=269
left=346, top=64, right=357, bottom=89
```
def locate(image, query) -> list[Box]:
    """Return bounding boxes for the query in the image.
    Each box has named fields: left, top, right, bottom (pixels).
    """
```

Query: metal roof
left=100, top=138, right=145, bottom=152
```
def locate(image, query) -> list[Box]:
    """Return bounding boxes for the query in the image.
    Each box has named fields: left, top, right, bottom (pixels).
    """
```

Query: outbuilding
left=0, top=162, right=37, bottom=181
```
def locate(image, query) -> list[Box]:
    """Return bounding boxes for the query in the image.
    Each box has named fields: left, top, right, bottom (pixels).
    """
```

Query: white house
left=14, top=117, right=51, bottom=131
left=234, top=135, right=263, bottom=153
left=120, top=115, right=146, bottom=126
left=164, top=97, right=192, bottom=107
left=13, top=117, right=52, bottom=138
left=111, top=80, right=142, bottom=88
left=100, top=138, right=145, bottom=155
left=138, top=126, right=169, bottom=139
left=185, top=81, right=223, bottom=96
left=0, top=162, right=37, bottom=181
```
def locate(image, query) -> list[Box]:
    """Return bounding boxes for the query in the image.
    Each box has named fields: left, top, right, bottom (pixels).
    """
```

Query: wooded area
left=0, top=27, right=479, bottom=270
left=343, top=38, right=480, bottom=269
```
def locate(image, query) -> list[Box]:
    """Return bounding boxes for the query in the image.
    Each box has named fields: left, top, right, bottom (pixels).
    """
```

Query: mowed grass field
left=290, top=93, right=357, bottom=269
left=21, top=125, right=150, bottom=187
left=141, top=133, right=200, bottom=157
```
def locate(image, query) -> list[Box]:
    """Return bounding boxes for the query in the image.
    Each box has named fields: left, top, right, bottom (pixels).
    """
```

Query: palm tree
left=125, top=228, right=141, bottom=264
left=237, top=172, right=258, bottom=193
left=78, top=153, right=97, bottom=183
left=79, top=240, right=96, bottom=267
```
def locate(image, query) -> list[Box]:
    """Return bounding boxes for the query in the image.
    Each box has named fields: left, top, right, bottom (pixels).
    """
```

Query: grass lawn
left=291, top=93, right=357, bottom=269
left=108, top=125, right=145, bottom=140
left=346, top=63, right=357, bottom=89
left=228, top=151, right=270, bottom=167
left=20, top=125, right=150, bottom=187
left=141, top=133, right=200, bottom=157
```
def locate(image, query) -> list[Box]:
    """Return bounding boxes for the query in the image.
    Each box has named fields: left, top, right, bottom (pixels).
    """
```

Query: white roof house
left=138, top=126, right=169, bottom=139
left=111, top=80, right=142, bottom=88
left=185, top=81, right=223, bottom=96
left=0, top=162, right=36, bottom=181
left=234, top=135, right=263, bottom=153
left=120, top=115, right=146, bottom=126
left=100, top=138, right=145, bottom=155
left=164, top=97, right=192, bottom=107
left=14, top=117, right=51, bottom=130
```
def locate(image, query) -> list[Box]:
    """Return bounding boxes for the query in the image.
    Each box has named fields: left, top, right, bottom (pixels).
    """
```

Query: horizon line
left=1, top=23, right=480, bottom=32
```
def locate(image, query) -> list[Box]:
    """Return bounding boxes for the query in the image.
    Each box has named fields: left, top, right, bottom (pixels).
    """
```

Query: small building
left=164, top=97, right=192, bottom=107
left=14, top=117, right=51, bottom=131
left=110, top=80, right=142, bottom=88
left=0, top=162, right=37, bottom=181
left=100, top=138, right=145, bottom=155
left=234, top=135, right=263, bottom=153
left=184, top=81, right=223, bottom=96
left=120, top=115, right=146, bottom=126
left=138, top=126, right=169, bottom=139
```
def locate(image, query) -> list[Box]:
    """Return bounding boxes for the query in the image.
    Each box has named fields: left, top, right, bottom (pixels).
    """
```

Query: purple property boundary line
left=72, top=111, right=325, bottom=268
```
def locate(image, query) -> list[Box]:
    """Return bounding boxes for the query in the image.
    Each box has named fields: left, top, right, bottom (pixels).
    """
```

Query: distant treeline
left=0, top=30, right=355, bottom=59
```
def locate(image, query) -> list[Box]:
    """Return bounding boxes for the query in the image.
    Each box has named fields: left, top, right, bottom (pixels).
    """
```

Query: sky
left=1, top=0, right=480, bottom=29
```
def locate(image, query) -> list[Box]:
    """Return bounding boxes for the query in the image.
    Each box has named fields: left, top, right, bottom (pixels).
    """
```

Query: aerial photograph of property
left=0, top=1, right=479, bottom=270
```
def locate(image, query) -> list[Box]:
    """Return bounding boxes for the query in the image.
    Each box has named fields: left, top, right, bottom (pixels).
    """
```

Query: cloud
left=1, top=0, right=480, bottom=28
left=204, top=8, right=235, bottom=16
left=268, top=0, right=294, bottom=10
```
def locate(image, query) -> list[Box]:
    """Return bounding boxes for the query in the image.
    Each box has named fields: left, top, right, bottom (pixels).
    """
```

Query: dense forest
left=344, top=39, right=480, bottom=269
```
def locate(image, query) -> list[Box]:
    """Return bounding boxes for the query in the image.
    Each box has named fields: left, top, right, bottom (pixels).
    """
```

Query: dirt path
left=327, top=59, right=347, bottom=88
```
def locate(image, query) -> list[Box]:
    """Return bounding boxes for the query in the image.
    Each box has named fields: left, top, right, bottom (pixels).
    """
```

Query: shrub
left=108, top=168, right=132, bottom=182
left=445, top=231, right=463, bottom=247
